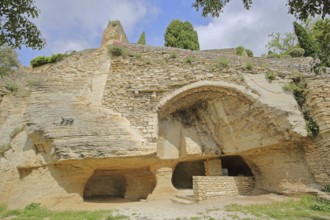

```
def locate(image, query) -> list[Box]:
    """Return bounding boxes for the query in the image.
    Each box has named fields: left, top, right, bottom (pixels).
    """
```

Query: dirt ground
left=49, top=193, right=291, bottom=220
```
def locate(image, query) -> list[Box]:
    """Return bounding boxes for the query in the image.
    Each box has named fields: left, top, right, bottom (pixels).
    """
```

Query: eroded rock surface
left=0, top=21, right=329, bottom=208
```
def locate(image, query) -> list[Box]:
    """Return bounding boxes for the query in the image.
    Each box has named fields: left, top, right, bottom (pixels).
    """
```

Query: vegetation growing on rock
left=30, top=54, right=66, bottom=67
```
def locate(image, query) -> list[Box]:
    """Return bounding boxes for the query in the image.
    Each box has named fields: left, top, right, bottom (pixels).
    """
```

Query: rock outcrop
left=0, top=21, right=329, bottom=209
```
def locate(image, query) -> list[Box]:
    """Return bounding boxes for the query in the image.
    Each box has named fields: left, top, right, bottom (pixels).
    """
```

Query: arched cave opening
left=83, top=168, right=156, bottom=201
left=172, top=160, right=205, bottom=189
left=220, top=155, right=253, bottom=176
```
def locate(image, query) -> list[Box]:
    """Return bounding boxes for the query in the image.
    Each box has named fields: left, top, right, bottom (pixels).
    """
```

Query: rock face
left=0, top=21, right=329, bottom=208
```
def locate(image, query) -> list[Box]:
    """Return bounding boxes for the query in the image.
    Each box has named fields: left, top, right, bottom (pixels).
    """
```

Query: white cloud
left=52, top=39, right=91, bottom=54
left=33, top=0, right=154, bottom=53
left=195, top=0, right=296, bottom=56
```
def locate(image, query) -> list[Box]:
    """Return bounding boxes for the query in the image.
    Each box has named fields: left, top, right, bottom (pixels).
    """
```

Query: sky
left=17, top=0, right=298, bottom=66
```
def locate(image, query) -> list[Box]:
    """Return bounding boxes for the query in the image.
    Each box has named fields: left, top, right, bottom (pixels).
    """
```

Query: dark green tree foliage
left=192, top=0, right=252, bottom=17
left=0, top=0, right=45, bottom=49
left=311, top=18, right=330, bottom=67
left=287, top=0, right=329, bottom=20
left=165, top=20, right=200, bottom=51
left=137, top=32, right=146, bottom=45
left=293, top=22, right=318, bottom=57
left=192, top=0, right=329, bottom=20
left=0, top=46, right=19, bottom=77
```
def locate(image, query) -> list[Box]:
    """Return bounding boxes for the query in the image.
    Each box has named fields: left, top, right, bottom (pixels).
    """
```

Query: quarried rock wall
left=305, top=77, right=330, bottom=186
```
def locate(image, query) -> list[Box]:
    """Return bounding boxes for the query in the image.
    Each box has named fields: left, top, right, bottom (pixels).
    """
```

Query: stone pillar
left=100, top=20, right=128, bottom=48
left=204, top=158, right=222, bottom=176
left=148, top=167, right=176, bottom=199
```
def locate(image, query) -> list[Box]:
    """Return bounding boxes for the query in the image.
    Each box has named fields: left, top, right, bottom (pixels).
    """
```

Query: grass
left=185, top=56, right=196, bottom=64
left=170, top=52, right=178, bottom=59
left=0, top=143, right=11, bottom=157
left=10, top=126, right=24, bottom=139
left=265, top=71, right=278, bottom=83
left=225, top=195, right=330, bottom=220
left=108, top=45, right=128, bottom=57
left=4, top=82, right=18, bottom=93
left=216, top=58, right=230, bottom=69
left=0, top=203, right=129, bottom=220
left=245, top=62, right=253, bottom=71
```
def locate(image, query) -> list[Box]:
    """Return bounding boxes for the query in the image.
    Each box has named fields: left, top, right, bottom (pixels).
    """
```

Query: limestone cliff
left=0, top=21, right=329, bottom=208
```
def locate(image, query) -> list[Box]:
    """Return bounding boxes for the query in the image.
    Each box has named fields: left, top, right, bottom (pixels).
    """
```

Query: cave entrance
left=220, top=155, right=253, bottom=176
left=84, top=170, right=126, bottom=200
left=83, top=168, right=156, bottom=201
left=172, top=160, right=205, bottom=189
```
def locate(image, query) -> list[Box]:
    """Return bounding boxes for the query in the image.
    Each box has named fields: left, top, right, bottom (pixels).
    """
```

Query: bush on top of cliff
left=235, top=46, right=254, bottom=57
left=30, top=53, right=66, bottom=68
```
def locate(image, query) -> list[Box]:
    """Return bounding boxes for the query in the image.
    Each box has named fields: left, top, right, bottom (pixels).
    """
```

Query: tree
left=267, top=32, right=298, bottom=54
left=310, top=18, right=330, bottom=66
left=287, top=0, right=329, bottom=20
left=293, top=21, right=318, bottom=57
left=0, top=0, right=45, bottom=49
left=192, top=0, right=329, bottom=20
left=0, top=46, right=19, bottom=77
left=137, top=32, right=146, bottom=45
left=165, top=20, right=200, bottom=51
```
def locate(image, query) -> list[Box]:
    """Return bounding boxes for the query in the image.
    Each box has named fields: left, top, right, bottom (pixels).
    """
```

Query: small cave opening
left=83, top=170, right=126, bottom=200
left=83, top=168, right=156, bottom=201
left=220, top=155, right=253, bottom=176
left=172, top=160, right=205, bottom=189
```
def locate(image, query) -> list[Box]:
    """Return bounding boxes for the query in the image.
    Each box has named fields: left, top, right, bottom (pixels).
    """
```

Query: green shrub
left=293, top=90, right=306, bottom=107
left=10, top=127, right=24, bottom=139
left=280, top=54, right=292, bottom=58
left=170, top=52, right=178, bottom=59
left=30, top=56, right=49, bottom=67
left=108, top=45, right=127, bottom=57
left=265, top=71, right=277, bottom=82
left=216, top=58, right=230, bottom=69
left=185, top=56, right=196, bottom=64
left=287, top=48, right=305, bottom=57
left=0, top=143, right=11, bottom=157
left=322, top=185, right=330, bottom=193
left=283, top=81, right=300, bottom=92
left=306, top=117, right=319, bottom=138
left=30, top=53, right=66, bottom=67
left=267, top=53, right=281, bottom=58
left=48, top=53, right=66, bottom=63
left=245, top=62, right=253, bottom=71
left=246, top=49, right=254, bottom=57
left=4, top=82, right=18, bottom=93
left=283, top=72, right=319, bottom=138
left=236, top=45, right=245, bottom=56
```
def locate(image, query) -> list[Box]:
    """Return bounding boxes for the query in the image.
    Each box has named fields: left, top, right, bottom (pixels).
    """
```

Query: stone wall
left=102, top=42, right=312, bottom=143
left=305, top=76, right=330, bottom=186
left=193, top=176, right=254, bottom=201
